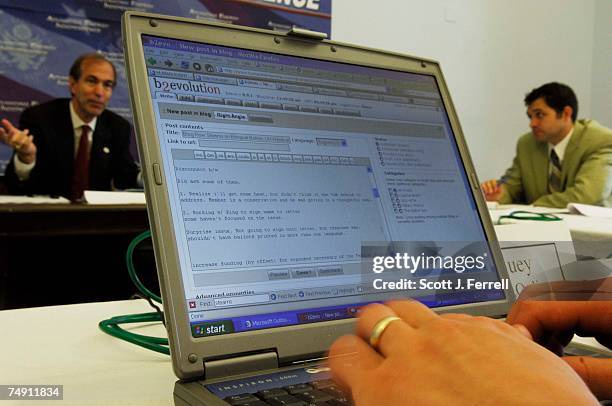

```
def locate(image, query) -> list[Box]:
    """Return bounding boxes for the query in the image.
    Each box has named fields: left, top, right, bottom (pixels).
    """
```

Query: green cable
left=497, top=211, right=562, bottom=224
left=99, top=312, right=169, bottom=355
left=99, top=230, right=170, bottom=355
left=126, top=230, right=162, bottom=303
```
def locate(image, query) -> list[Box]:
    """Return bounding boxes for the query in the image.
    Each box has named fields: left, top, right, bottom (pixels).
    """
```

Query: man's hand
left=0, top=118, right=37, bottom=164
left=481, top=179, right=505, bottom=201
left=508, top=282, right=612, bottom=400
left=329, top=301, right=597, bottom=405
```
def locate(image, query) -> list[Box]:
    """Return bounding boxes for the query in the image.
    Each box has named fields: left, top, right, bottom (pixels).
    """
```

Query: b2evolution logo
left=152, top=77, right=221, bottom=95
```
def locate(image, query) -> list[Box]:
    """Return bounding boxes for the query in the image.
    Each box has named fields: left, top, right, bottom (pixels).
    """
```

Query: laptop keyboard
left=224, top=380, right=352, bottom=406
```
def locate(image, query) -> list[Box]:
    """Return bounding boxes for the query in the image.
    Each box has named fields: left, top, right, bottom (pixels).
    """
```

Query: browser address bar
left=216, top=65, right=386, bottom=93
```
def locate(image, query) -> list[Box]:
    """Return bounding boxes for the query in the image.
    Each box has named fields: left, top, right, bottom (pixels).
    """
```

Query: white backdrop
left=332, top=0, right=610, bottom=180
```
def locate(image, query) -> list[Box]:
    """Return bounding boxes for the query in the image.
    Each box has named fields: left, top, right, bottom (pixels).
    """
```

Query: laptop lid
left=122, top=12, right=513, bottom=381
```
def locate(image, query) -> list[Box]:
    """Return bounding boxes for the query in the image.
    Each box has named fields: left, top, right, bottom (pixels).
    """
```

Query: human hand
left=481, top=179, right=504, bottom=201
left=329, top=301, right=597, bottom=405
left=508, top=279, right=612, bottom=399
left=0, top=118, right=36, bottom=164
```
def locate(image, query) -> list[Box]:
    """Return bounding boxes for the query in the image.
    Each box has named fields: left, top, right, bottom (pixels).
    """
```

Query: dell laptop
left=122, top=11, right=514, bottom=405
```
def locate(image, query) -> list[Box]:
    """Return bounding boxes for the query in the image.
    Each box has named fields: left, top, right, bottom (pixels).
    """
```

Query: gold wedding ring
left=369, top=316, right=401, bottom=351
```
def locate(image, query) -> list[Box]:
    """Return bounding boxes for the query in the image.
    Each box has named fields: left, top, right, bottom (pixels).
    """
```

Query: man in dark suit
left=0, top=53, right=139, bottom=201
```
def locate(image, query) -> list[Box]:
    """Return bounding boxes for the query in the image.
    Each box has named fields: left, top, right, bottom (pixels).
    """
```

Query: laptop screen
left=141, top=35, right=505, bottom=338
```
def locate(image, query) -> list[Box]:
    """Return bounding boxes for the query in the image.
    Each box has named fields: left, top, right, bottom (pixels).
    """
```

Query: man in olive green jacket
left=481, top=82, right=612, bottom=208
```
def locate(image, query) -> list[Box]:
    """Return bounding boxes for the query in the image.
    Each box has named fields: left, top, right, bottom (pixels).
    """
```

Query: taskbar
left=188, top=289, right=504, bottom=338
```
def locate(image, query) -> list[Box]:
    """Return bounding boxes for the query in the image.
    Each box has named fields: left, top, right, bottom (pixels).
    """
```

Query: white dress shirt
left=548, top=126, right=574, bottom=166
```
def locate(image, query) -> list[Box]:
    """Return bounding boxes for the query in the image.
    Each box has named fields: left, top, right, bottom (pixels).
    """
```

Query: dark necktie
left=548, top=149, right=562, bottom=193
left=70, top=125, right=90, bottom=202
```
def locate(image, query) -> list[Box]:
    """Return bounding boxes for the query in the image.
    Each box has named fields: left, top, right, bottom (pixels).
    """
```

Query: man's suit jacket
left=5, top=98, right=139, bottom=198
left=499, top=119, right=612, bottom=208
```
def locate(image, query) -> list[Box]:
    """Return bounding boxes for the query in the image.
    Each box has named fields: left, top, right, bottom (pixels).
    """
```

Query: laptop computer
left=122, top=11, right=514, bottom=405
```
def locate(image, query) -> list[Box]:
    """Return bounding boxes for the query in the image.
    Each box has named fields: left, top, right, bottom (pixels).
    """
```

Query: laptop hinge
left=203, top=351, right=279, bottom=380
left=286, top=26, right=327, bottom=41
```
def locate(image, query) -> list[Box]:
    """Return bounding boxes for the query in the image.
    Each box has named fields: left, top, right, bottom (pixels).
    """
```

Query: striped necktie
left=548, top=149, right=562, bottom=193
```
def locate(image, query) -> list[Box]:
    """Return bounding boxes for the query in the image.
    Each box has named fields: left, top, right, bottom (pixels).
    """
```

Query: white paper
left=0, top=195, right=71, bottom=204
left=84, top=190, right=146, bottom=205
left=566, top=202, right=612, bottom=218
left=494, top=220, right=573, bottom=241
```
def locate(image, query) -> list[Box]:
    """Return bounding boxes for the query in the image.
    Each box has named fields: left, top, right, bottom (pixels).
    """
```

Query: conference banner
left=0, top=0, right=332, bottom=175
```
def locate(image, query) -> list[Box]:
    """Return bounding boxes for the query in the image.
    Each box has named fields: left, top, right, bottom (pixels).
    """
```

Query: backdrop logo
left=261, top=0, right=321, bottom=11
left=0, top=24, right=48, bottom=71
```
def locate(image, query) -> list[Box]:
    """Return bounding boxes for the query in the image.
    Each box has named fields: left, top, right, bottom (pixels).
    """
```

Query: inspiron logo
left=306, top=367, right=331, bottom=374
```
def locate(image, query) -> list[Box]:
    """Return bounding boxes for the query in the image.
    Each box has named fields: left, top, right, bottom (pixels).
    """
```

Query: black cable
left=130, top=293, right=165, bottom=326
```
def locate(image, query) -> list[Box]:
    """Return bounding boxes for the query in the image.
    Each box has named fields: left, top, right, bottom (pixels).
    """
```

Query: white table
left=490, top=205, right=612, bottom=258
left=0, top=300, right=174, bottom=405
left=1, top=299, right=606, bottom=405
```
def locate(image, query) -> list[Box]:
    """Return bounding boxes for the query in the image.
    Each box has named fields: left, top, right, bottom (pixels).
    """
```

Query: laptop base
left=174, top=364, right=350, bottom=406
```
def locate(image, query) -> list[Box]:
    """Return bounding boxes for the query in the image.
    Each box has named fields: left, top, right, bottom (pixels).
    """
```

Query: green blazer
left=499, top=119, right=612, bottom=208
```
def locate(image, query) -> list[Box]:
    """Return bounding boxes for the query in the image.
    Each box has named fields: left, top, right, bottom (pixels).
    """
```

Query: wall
left=331, top=0, right=598, bottom=180
left=592, top=0, right=612, bottom=129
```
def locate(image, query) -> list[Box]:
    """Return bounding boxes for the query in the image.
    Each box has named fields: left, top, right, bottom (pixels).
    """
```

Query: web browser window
left=142, top=35, right=503, bottom=337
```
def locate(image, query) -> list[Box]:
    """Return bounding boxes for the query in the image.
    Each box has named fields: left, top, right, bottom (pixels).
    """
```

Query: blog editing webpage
left=142, top=35, right=504, bottom=338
